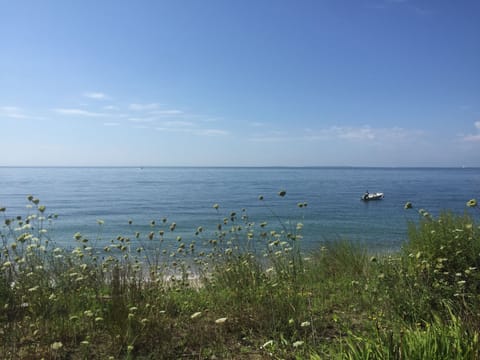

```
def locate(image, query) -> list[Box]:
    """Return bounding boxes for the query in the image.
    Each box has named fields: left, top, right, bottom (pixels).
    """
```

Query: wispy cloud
left=308, top=125, right=421, bottom=141
left=150, top=109, right=183, bottom=116
left=1, top=106, right=29, bottom=119
left=249, top=121, right=266, bottom=127
left=0, top=106, right=44, bottom=120
left=128, top=117, right=155, bottom=123
left=161, top=120, right=195, bottom=128
left=463, top=121, right=480, bottom=142
left=251, top=125, right=422, bottom=143
left=155, top=127, right=191, bottom=133
left=368, top=0, right=429, bottom=14
left=129, top=103, right=160, bottom=111
left=335, top=126, right=377, bottom=140
left=83, top=92, right=110, bottom=100
left=155, top=125, right=229, bottom=136
left=198, top=129, right=230, bottom=136
left=53, top=108, right=108, bottom=117
left=104, top=105, right=119, bottom=110
left=104, top=122, right=120, bottom=126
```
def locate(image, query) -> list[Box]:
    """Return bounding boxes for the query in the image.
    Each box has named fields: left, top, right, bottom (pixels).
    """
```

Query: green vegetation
left=0, top=195, right=479, bottom=359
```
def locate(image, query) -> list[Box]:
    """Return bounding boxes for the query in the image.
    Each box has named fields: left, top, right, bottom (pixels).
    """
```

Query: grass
left=0, top=195, right=479, bottom=359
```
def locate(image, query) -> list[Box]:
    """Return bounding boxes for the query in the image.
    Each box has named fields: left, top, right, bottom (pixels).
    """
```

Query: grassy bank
left=0, top=195, right=479, bottom=359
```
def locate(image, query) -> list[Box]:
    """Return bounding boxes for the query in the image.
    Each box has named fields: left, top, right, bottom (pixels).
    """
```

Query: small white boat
left=361, top=192, right=384, bottom=201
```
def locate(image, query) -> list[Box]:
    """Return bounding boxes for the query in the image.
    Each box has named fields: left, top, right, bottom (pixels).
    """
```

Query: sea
left=1, top=167, right=479, bottom=254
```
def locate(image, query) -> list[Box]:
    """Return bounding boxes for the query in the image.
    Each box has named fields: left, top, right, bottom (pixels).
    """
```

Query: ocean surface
left=1, top=167, right=479, bottom=253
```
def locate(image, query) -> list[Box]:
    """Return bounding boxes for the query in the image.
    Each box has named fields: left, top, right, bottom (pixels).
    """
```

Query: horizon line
left=1, top=165, right=479, bottom=170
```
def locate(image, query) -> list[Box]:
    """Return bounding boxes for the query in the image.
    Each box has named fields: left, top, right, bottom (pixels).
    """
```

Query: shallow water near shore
left=1, top=166, right=479, bottom=253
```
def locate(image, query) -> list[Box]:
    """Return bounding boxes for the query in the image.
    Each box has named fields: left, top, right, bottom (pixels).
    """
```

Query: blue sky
left=1, top=0, right=479, bottom=167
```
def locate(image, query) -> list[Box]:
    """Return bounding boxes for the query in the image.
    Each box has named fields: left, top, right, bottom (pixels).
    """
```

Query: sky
left=1, top=0, right=479, bottom=167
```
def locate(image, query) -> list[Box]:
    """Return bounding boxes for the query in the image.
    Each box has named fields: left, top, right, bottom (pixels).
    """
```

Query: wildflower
left=467, top=199, right=477, bottom=207
left=127, top=345, right=134, bottom=352
left=301, top=321, right=311, bottom=328
left=404, top=202, right=413, bottom=209
left=213, top=203, right=219, bottom=210
left=95, top=317, right=104, bottom=322
left=261, top=340, right=274, bottom=349
left=97, top=219, right=104, bottom=225
left=51, top=341, right=63, bottom=350
left=215, top=317, right=227, bottom=324
left=190, top=312, right=202, bottom=319
left=81, top=340, right=90, bottom=346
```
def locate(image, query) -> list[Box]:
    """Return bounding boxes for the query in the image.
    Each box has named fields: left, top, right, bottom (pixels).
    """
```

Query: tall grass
left=0, top=195, right=479, bottom=358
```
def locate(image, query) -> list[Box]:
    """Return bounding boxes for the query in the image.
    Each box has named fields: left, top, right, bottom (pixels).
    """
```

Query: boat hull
left=361, top=192, right=384, bottom=201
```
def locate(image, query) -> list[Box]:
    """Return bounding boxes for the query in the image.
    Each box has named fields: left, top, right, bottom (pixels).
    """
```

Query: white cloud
left=83, top=92, right=110, bottom=100
left=464, top=135, right=480, bottom=142
left=336, top=126, right=376, bottom=140
left=128, top=117, right=154, bottom=123
left=1, top=106, right=28, bottom=119
left=53, top=108, right=108, bottom=117
left=104, top=105, right=119, bottom=110
left=314, top=126, right=418, bottom=142
left=150, top=109, right=183, bottom=116
left=249, top=122, right=266, bottom=127
left=0, top=106, right=45, bottom=120
left=104, top=122, right=120, bottom=126
left=197, top=129, right=229, bottom=136
left=129, top=103, right=160, bottom=111
left=162, top=120, right=195, bottom=128
left=251, top=125, right=422, bottom=143
left=155, top=126, right=192, bottom=133
left=463, top=121, right=480, bottom=142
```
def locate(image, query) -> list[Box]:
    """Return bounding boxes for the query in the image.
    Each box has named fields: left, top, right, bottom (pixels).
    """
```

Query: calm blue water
left=1, top=167, right=479, bottom=253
